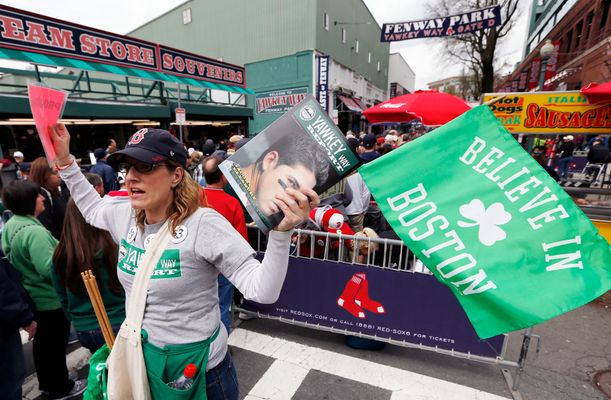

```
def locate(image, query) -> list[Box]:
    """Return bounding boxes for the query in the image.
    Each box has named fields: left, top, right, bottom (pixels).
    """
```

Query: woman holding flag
left=49, top=124, right=319, bottom=399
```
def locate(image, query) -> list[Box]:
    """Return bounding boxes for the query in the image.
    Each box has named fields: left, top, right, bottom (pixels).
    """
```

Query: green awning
left=0, top=47, right=254, bottom=95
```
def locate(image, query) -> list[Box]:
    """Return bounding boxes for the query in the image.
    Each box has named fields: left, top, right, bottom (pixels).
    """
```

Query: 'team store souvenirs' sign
left=0, top=5, right=245, bottom=86
left=483, top=92, right=611, bottom=134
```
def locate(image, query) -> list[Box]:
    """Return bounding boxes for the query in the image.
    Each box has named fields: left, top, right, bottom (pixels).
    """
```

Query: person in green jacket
left=1, top=180, right=86, bottom=399
left=51, top=198, right=125, bottom=353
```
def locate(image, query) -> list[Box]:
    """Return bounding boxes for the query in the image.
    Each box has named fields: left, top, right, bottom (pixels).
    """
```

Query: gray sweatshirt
left=59, top=162, right=292, bottom=369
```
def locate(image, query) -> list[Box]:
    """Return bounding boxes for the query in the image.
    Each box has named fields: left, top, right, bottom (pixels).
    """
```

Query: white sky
left=0, top=0, right=532, bottom=90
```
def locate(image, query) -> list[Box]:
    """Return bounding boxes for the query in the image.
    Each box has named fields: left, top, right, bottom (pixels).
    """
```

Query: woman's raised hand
left=273, top=187, right=320, bottom=232
left=49, top=123, right=72, bottom=165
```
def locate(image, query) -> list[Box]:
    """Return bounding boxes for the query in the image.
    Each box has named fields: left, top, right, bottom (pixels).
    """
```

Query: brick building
left=496, top=0, right=610, bottom=92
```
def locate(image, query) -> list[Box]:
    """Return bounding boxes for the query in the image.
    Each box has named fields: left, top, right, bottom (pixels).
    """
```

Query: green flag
left=359, top=105, right=610, bottom=338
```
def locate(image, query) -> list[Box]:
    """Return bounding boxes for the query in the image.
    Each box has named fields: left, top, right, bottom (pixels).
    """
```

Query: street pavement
left=21, top=293, right=610, bottom=399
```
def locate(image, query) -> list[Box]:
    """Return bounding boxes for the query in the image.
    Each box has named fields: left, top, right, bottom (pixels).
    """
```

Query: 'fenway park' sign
left=381, top=6, right=501, bottom=42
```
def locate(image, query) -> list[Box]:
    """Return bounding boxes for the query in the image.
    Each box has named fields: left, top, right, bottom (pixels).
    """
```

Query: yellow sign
left=592, top=220, right=611, bottom=243
left=483, top=91, right=611, bottom=134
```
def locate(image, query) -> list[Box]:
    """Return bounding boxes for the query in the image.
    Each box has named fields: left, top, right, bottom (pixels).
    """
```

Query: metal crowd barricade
left=237, top=226, right=538, bottom=395
left=292, top=228, right=419, bottom=271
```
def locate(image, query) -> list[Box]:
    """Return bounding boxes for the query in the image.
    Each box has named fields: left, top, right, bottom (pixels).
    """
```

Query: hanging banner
left=359, top=105, right=611, bottom=339
left=483, top=91, right=611, bottom=134
left=543, top=41, right=561, bottom=90
left=317, top=55, right=329, bottom=113
left=527, top=58, right=542, bottom=91
left=518, top=71, right=528, bottom=91
left=511, top=79, right=519, bottom=92
left=0, top=5, right=245, bottom=86
left=244, top=255, right=506, bottom=358
left=381, top=6, right=501, bottom=42
left=255, top=87, right=308, bottom=114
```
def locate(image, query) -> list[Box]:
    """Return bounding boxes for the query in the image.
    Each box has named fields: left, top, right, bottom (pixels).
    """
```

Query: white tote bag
left=107, top=222, right=171, bottom=400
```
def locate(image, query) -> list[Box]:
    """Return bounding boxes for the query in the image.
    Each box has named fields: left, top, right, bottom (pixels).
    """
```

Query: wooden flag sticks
left=81, top=270, right=115, bottom=349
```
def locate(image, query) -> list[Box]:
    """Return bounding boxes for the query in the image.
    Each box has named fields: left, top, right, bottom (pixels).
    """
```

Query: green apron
left=82, top=327, right=220, bottom=400
left=83, top=344, right=110, bottom=400
left=142, top=327, right=220, bottom=400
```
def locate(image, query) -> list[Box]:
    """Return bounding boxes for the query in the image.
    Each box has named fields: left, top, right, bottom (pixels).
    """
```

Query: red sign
left=27, top=84, right=68, bottom=162
left=175, top=108, right=186, bottom=125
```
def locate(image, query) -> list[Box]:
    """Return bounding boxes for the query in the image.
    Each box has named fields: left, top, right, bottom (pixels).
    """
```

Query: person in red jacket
left=202, top=156, right=248, bottom=333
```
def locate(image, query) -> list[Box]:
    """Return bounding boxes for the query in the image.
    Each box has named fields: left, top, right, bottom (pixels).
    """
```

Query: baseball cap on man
left=13, top=151, right=24, bottom=159
left=362, top=133, right=376, bottom=148
left=107, top=128, right=188, bottom=168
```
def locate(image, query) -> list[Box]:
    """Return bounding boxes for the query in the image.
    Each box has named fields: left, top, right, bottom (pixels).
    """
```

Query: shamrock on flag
left=458, top=199, right=512, bottom=246
left=359, top=105, right=611, bottom=339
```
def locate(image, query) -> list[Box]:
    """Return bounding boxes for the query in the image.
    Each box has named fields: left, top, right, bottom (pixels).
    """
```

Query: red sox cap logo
left=128, top=128, right=149, bottom=145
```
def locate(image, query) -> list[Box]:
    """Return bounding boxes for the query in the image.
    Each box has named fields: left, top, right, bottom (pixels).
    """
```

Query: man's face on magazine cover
left=256, top=151, right=316, bottom=216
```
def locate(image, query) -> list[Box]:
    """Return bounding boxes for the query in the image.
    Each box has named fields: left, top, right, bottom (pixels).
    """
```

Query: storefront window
left=324, top=13, right=329, bottom=31
left=342, top=28, right=346, bottom=43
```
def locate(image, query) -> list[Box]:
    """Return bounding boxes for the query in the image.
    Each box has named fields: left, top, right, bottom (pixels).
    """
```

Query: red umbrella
left=363, top=90, right=472, bottom=126
left=581, top=82, right=611, bottom=105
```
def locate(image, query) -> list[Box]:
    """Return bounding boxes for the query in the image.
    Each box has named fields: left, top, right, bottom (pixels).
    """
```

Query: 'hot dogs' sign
left=0, top=5, right=245, bottom=86
left=484, top=92, right=611, bottom=134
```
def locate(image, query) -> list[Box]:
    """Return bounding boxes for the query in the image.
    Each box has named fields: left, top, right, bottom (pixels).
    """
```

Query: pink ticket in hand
left=27, top=83, right=68, bottom=163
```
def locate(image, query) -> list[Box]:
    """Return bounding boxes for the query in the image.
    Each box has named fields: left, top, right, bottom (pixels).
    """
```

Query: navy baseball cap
left=107, top=128, right=188, bottom=168
left=362, top=133, right=376, bottom=148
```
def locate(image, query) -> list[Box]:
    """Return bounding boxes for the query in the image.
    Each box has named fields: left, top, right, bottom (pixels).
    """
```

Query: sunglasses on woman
left=117, top=161, right=168, bottom=174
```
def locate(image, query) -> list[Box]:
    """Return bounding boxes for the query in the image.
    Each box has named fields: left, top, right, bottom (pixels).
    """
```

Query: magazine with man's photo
left=219, top=95, right=362, bottom=234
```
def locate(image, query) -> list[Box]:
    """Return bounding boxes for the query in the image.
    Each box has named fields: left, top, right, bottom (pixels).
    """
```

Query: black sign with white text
left=317, top=55, right=329, bottom=112
left=381, top=6, right=501, bottom=42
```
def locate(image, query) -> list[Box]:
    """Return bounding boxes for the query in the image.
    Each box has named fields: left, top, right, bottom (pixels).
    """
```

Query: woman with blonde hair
left=50, top=125, right=318, bottom=399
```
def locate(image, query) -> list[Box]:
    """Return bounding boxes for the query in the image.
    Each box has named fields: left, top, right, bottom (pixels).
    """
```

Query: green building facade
left=129, top=0, right=389, bottom=134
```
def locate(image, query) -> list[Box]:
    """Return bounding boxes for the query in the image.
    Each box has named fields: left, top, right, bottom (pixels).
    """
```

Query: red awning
left=353, top=98, right=368, bottom=110
left=581, top=82, right=611, bottom=105
left=338, top=95, right=362, bottom=112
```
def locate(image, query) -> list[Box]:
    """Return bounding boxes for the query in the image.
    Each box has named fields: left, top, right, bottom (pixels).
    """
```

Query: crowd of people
left=0, top=124, right=608, bottom=399
left=528, top=134, right=610, bottom=182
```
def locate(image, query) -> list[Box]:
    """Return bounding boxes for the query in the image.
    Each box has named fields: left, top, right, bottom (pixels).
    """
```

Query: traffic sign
left=175, top=107, right=186, bottom=125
